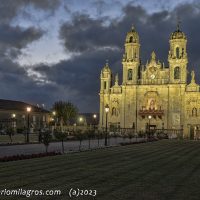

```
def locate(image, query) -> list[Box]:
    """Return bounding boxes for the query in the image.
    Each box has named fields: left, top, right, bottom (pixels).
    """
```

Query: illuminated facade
left=99, top=24, right=200, bottom=138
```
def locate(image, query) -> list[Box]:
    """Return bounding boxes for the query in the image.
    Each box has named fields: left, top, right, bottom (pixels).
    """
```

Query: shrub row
left=0, top=151, right=62, bottom=162
left=120, top=138, right=159, bottom=146
left=0, top=142, right=40, bottom=146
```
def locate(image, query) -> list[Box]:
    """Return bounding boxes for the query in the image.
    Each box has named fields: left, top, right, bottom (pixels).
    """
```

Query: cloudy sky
left=0, top=0, right=200, bottom=112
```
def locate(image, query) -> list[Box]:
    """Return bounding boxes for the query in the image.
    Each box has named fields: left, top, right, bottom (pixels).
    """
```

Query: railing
left=138, top=79, right=169, bottom=85
left=138, top=109, right=164, bottom=116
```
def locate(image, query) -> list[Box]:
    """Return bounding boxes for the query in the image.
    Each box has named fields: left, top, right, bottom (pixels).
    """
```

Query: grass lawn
left=1, top=140, right=200, bottom=200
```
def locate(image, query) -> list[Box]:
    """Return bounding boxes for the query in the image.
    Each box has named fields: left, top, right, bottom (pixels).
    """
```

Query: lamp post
left=26, top=107, right=31, bottom=143
left=52, top=111, right=56, bottom=130
left=79, top=117, right=83, bottom=125
left=148, top=115, right=152, bottom=138
left=73, top=123, right=77, bottom=132
left=105, top=104, right=109, bottom=146
left=11, top=113, right=16, bottom=131
left=93, top=114, right=97, bottom=130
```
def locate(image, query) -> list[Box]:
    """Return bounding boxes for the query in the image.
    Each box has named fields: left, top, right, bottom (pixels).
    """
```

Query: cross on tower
left=177, top=17, right=181, bottom=31
left=106, top=59, right=109, bottom=66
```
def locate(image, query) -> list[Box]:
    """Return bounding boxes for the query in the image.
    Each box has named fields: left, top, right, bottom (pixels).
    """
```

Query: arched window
left=174, top=67, right=180, bottom=79
left=182, top=48, right=184, bottom=57
left=176, top=47, right=180, bottom=59
left=129, top=36, right=133, bottom=42
left=128, top=69, right=133, bottom=80
left=192, top=108, right=197, bottom=117
left=104, top=81, right=107, bottom=89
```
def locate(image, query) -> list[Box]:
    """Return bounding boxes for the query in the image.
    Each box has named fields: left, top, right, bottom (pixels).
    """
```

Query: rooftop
left=0, top=99, right=49, bottom=113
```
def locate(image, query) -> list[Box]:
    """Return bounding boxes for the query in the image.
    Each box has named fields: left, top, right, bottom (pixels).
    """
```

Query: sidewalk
left=0, top=137, right=143, bottom=157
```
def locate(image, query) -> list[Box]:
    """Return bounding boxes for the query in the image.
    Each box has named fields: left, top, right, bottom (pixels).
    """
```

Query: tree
left=127, top=132, right=133, bottom=143
left=52, top=101, right=78, bottom=131
left=122, top=132, right=127, bottom=142
left=86, top=130, right=94, bottom=149
left=96, top=130, right=102, bottom=147
left=6, top=128, right=14, bottom=143
left=113, top=131, right=118, bottom=145
left=76, top=129, right=83, bottom=151
left=41, top=131, right=52, bottom=153
left=134, top=132, right=138, bottom=142
left=54, top=131, right=67, bottom=153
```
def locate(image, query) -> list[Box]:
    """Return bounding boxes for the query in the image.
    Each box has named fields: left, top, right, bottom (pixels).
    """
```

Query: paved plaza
left=0, top=137, right=143, bottom=157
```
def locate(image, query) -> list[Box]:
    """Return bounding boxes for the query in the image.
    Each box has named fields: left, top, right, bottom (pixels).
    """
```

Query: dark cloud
left=0, top=0, right=59, bottom=108
left=0, top=0, right=61, bottom=23
left=60, top=14, right=122, bottom=52
left=34, top=48, right=122, bottom=111
left=0, top=58, right=57, bottom=108
left=0, top=25, right=44, bottom=58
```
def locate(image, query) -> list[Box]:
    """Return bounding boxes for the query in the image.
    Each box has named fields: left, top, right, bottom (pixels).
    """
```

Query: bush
left=120, top=137, right=158, bottom=146
left=0, top=152, right=62, bottom=162
left=17, top=128, right=26, bottom=134
left=54, top=131, right=68, bottom=153
left=40, top=131, right=52, bottom=153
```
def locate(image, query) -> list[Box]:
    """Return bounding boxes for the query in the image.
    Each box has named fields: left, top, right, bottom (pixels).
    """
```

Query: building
left=99, top=24, right=200, bottom=139
left=0, top=99, right=50, bottom=133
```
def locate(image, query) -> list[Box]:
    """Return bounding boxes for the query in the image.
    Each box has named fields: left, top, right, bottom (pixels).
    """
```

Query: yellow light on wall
left=105, top=104, right=109, bottom=113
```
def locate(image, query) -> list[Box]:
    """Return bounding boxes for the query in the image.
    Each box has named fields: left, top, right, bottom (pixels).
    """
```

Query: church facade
left=99, top=25, right=200, bottom=138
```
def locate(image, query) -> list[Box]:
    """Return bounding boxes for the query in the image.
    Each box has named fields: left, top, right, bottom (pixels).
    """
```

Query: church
left=99, top=24, right=200, bottom=139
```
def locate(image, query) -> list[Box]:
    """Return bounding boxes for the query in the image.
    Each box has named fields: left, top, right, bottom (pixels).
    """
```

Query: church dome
left=125, top=26, right=139, bottom=43
left=170, top=24, right=186, bottom=40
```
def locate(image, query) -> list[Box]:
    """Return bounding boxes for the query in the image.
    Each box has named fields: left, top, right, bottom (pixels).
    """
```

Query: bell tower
left=99, top=61, right=112, bottom=128
left=100, top=60, right=112, bottom=93
left=168, top=22, right=188, bottom=84
left=122, top=26, right=140, bottom=84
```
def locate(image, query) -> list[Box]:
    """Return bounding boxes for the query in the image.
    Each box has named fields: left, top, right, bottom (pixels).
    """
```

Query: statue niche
left=127, top=69, right=133, bottom=80
left=147, top=98, right=158, bottom=110
left=139, top=91, right=164, bottom=118
left=174, top=67, right=180, bottom=79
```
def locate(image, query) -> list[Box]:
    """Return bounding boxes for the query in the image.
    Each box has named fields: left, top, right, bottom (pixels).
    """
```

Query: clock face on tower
left=150, top=74, right=156, bottom=79
left=149, top=66, right=157, bottom=79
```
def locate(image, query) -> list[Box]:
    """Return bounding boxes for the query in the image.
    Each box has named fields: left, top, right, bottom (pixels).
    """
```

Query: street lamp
left=93, top=114, right=97, bottom=130
left=148, top=115, right=152, bottom=138
left=79, top=117, right=83, bottom=125
left=105, top=104, right=109, bottom=146
left=11, top=113, right=16, bottom=131
left=52, top=111, right=56, bottom=130
left=93, top=114, right=97, bottom=119
left=26, top=106, right=31, bottom=143
left=73, top=123, right=77, bottom=132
